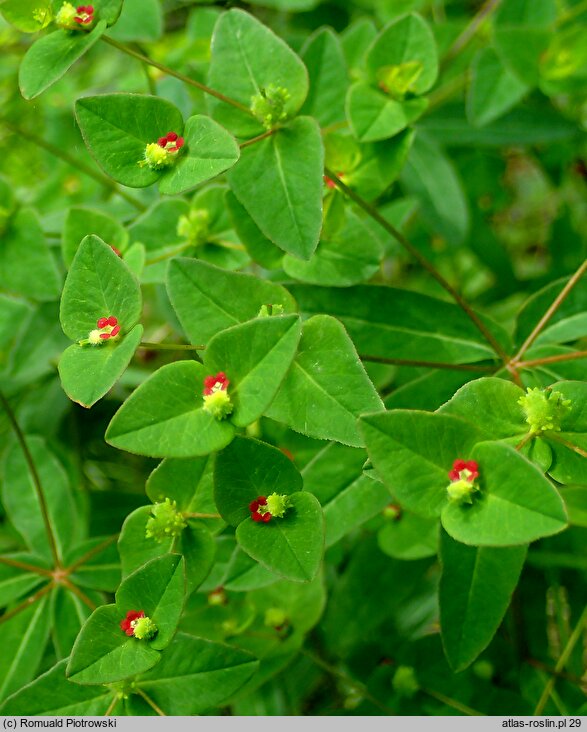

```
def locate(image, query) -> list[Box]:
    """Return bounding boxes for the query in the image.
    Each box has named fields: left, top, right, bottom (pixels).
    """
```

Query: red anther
left=452, top=459, right=467, bottom=472
left=448, top=469, right=460, bottom=481
left=257, top=496, right=267, bottom=505
left=110, top=325, right=121, bottom=337
left=203, top=372, right=229, bottom=395
left=249, top=499, right=259, bottom=512
left=175, top=137, right=185, bottom=149
left=97, top=317, right=109, bottom=329
left=449, top=459, right=479, bottom=482
left=252, top=511, right=263, bottom=522
left=99, top=332, right=111, bottom=340
left=323, top=175, right=336, bottom=189
left=107, top=316, right=118, bottom=327
left=261, top=512, right=271, bottom=523
left=157, top=137, right=168, bottom=147
left=166, top=132, right=178, bottom=142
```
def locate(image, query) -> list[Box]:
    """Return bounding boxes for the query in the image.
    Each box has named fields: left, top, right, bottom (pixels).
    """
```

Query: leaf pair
left=214, top=437, right=324, bottom=583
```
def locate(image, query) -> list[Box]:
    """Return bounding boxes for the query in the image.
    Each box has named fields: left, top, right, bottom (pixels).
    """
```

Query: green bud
left=446, top=478, right=478, bottom=505
left=265, top=492, right=290, bottom=518
left=392, top=665, right=420, bottom=699
left=264, top=607, right=288, bottom=628
left=176, top=208, right=210, bottom=247
left=518, top=387, right=571, bottom=433
left=202, top=389, right=234, bottom=420
left=132, top=616, right=158, bottom=640
left=257, top=303, right=285, bottom=318
left=145, top=498, right=187, bottom=543
left=377, top=61, right=423, bottom=100
left=250, top=85, right=291, bottom=130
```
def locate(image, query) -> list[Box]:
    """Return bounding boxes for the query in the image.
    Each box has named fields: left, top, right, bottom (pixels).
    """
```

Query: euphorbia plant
left=0, top=0, right=586, bottom=718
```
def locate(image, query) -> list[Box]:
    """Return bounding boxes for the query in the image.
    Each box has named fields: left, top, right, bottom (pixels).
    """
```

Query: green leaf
left=50, top=587, right=93, bottom=660
left=67, top=555, right=185, bottom=684
left=118, top=507, right=216, bottom=595
left=441, top=441, right=568, bottom=546
left=562, top=487, right=587, bottom=527
left=157, top=115, right=240, bottom=196
left=0, top=595, right=52, bottom=701
left=19, top=21, right=107, bottom=99
left=365, top=13, right=438, bottom=95
left=346, top=82, right=427, bottom=142
left=105, top=361, right=236, bottom=458
left=66, top=538, right=121, bottom=593
left=300, top=28, right=347, bottom=127
left=0, top=0, right=52, bottom=32
left=167, top=257, right=296, bottom=345
left=438, top=377, right=527, bottom=439
left=58, top=324, right=143, bottom=408
left=236, top=492, right=324, bottom=583
left=203, top=314, right=302, bottom=428
left=2, top=437, right=76, bottom=560
left=283, top=208, right=383, bottom=286
left=207, top=8, right=309, bottom=137
left=66, top=605, right=161, bottom=685
left=360, top=410, right=487, bottom=517
left=0, top=556, right=45, bottom=607
left=228, top=117, right=324, bottom=261
left=108, top=0, right=162, bottom=42
left=290, top=284, right=508, bottom=363
left=225, top=191, right=284, bottom=269
left=214, top=436, right=303, bottom=526
left=493, top=0, right=556, bottom=86
left=266, top=315, right=384, bottom=447
left=303, top=442, right=389, bottom=547
left=137, top=633, right=259, bottom=715
left=400, top=133, right=470, bottom=245
left=515, top=275, right=587, bottom=349
left=59, top=234, right=142, bottom=342
left=439, top=531, right=527, bottom=671
left=62, top=206, right=128, bottom=267
left=467, top=48, right=529, bottom=127
left=378, top=511, right=439, bottom=561
left=0, top=208, right=61, bottom=301
left=0, top=660, right=113, bottom=715
left=75, top=93, right=184, bottom=187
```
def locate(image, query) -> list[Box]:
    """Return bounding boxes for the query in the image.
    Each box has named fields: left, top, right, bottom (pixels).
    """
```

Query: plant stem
left=135, top=688, right=167, bottom=716
left=359, top=355, right=496, bottom=372
left=61, top=578, right=97, bottom=611
left=183, top=512, right=222, bottom=519
left=533, top=604, right=587, bottom=715
left=441, top=0, right=503, bottom=70
left=139, top=341, right=205, bottom=351
left=544, top=434, right=587, bottom=460
left=240, top=129, right=275, bottom=148
left=517, top=350, right=587, bottom=370
left=102, top=36, right=252, bottom=115
left=0, top=390, right=62, bottom=569
left=0, top=118, right=146, bottom=212
left=0, top=582, right=53, bottom=626
left=103, top=695, right=119, bottom=717
left=515, top=432, right=535, bottom=452
left=324, top=168, right=510, bottom=363
left=66, top=534, right=119, bottom=574
left=423, top=687, right=484, bottom=716
left=0, top=556, right=53, bottom=577
left=512, top=259, right=587, bottom=364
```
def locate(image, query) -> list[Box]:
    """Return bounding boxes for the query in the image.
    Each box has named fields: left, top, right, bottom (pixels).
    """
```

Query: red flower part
left=323, top=175, right=336, bottom=190
left=106, top=316, right=118, bottom=327
left=449, top=459, right=479, bottom=482
left=157, top=137, right=168, bottom=147
left=166, top=132, right=178, bottom=142
left=97, top=317, right=109, bottom=329
left=120, top=609, right=145, bottom=636
left=110, top=324, right=121, bottom=337
left=111, top=245, right=122, bottom=257
left=203, top=372, right=229, bottom=396
left=250, top=496, right=271, bottom=522
left=74, top=5, right=94, bottom=23
left=280, top=447, right=295, bottom=461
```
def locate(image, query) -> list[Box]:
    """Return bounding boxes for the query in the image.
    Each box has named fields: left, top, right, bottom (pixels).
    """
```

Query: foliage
left=0, top=0, right=586, bottom=718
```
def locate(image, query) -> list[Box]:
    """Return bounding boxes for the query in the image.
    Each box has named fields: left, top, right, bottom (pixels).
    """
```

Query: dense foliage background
left=0, top=0, right=586, bottom=717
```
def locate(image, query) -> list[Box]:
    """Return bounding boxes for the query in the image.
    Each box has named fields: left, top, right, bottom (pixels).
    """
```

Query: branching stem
left=324, top=168, right=510, bottom=363
left=359, top=355, right=496, bottom=372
